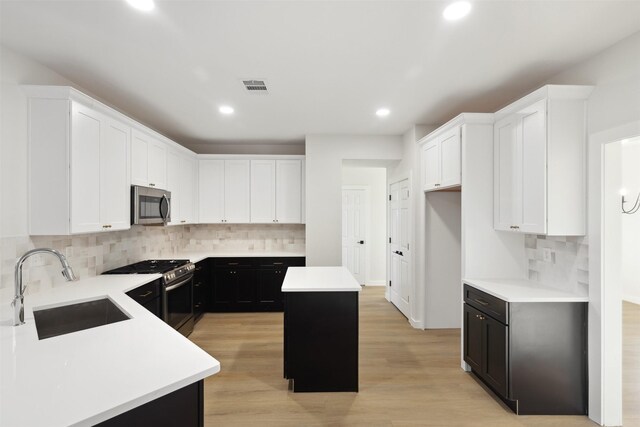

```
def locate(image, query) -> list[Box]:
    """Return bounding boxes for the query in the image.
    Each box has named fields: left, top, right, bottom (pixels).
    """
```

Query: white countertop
left=282, top=266, right=361, bottom=292
left=0, top=275, right=220, bottom=427
left=157, top=250, right=306, bottom=264
left=463, top=278, right=588, bottom=302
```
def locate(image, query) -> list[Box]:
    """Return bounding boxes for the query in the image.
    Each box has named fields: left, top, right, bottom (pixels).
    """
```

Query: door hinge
left=407, top=243, right=410, bottom=250
left=389, top=280, right=392, bottom=287
left=389, top=237, right=391, bottom=243
left=389, top=194, right=392, bottom=201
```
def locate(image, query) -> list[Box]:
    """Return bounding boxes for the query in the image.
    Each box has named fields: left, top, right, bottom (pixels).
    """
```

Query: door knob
left=357, top=240, right=364, bottom=244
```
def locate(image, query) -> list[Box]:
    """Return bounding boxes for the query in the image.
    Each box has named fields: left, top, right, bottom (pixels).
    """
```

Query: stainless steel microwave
left=131, top=185, right=171, bottom=225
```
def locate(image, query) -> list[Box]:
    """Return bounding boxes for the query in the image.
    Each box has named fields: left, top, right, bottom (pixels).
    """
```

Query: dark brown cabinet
left=209, top=257, right=305, bottom=312
left=193, top=260, right=209, bottom=323
left=463, top=284, right=587, bottom=415
left=126, top=279, right=162, bottom=318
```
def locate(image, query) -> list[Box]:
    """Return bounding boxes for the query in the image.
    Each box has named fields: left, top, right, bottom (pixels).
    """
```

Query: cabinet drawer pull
left=273, top=262, right=284, bottom=265
left=228, top=262, right=239, bottom=265
left=473, top=298, right=489, bottom=306
left=149, top=183, right=155, bottom=187
left=138, top=290, right=153, bottom=298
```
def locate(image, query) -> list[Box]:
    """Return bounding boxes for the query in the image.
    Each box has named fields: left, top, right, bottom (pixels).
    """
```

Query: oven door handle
left=165, top=275, right=192, bottom=292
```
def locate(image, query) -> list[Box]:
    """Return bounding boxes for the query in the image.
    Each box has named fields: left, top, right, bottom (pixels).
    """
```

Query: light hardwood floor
left=190, top=288, right=638, bottom=426
left=623, top=301, right=639, bottom=427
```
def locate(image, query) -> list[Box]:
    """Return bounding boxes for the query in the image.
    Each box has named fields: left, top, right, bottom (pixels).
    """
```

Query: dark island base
left=284, top=291, right=359, bottom=392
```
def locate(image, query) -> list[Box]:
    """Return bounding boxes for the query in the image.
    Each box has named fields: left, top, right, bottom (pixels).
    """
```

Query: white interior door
left=389, top=179, right=411, bottom=319
left=342, top=188, right=367, bottom=285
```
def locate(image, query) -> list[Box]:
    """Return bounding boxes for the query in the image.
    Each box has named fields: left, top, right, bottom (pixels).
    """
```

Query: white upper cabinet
left=131, top=128, right=167, bottom=190
left=421, top=125, right=461, bottom=191
left=26, top=87, right=131, bottom=235
left=199, top=159, right=250, bottom=223
left=275, top=159, right=302, bottom=223
left=493, top=85, right=593, bottom=235
left=100, top=117, right=131, bottom=231
left=250, top=160, right=276, bottom=223
left=180, top=155, right=198, bottom=224
left=224, top=160, right=251, bottom=223
left=166, top=150, right=182, bottom=225
left=199, top=159, right=226, bottom=223
left=250, top=159, right=303, bottom=223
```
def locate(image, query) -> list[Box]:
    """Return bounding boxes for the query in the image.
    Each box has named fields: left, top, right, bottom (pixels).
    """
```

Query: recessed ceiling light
left=443, top=1, right=471, bottom=21
left=376, top=108, right=390, bottom=117
left=126, top=0, right=155, bottom=12
left=219, top=105, right=235, bottom=115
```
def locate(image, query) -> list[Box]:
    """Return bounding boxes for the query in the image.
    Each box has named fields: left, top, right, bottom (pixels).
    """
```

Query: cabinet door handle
left=473, top=298, right=489, bottom=306
left=149, top=183, right=155, bottom=187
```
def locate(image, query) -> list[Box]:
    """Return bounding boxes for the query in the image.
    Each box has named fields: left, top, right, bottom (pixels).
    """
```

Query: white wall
left=341, top=166, right=387, bottom=285
left=545, top=30, right=640, bottom=426
left=621, top=138, right=640, bottom=305
left=305, top=135, right=403, bottom=266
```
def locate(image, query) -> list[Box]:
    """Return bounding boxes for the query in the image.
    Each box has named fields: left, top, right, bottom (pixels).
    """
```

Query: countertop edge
left=463, top=278, right=589, bottom=303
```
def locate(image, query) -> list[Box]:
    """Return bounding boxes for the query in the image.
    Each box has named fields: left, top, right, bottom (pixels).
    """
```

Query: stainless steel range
left=104, top=259, right=196, bottom=336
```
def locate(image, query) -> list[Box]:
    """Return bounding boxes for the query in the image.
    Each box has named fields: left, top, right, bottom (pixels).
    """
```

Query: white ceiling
left=1, top=1, right=640, bottom=150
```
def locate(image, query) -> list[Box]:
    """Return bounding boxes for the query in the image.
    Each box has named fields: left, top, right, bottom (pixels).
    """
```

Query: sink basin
left=33, top=297, right=130, bottom=340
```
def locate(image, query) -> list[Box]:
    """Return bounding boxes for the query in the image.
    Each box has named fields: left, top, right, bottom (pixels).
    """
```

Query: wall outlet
left=542, top=247, right=554, bottom=263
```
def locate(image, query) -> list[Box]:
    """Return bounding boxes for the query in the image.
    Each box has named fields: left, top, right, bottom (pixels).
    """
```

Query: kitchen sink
left=33, top=297, right=130, bottom=340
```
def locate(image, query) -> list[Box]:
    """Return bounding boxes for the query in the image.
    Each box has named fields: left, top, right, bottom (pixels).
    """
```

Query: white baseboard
left=623, top=294, right=640, bottom=305
left=364, top=280, right=386, bottom=286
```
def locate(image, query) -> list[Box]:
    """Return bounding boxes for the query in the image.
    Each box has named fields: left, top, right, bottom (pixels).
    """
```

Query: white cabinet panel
left=199, top=160, right=225, bottom=223
left=440, top=129, right=461, bottom=188
left=29, top=95, right=131, bottom=235
left=519, top=100, right=547, bottom=234
left=100, top=118, right=130, bottom=231
left=148, top=139, right=167, bottom=189
left=250, top=160, right=276, bottom=223
left=131, top=129, right=167, bottom=189
left=276, top=159, right=302, bottom=223
left=421, top=126, right=460, bottom=191
left=180, top=155, right=197, bottom=224
left=70, top=102, right=102, bottom=233
left=422, top=141, right=440, bottom=191
left=493, top=86, right=592, bottom=235
left=166, top=150, right=181, bottom=225
left=494, top=116, right=519, bottom=232
left=224, top=160, right=251, bottom=223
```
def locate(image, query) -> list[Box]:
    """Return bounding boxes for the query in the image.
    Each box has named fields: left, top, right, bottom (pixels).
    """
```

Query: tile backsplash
left=525, top=234, right=589, bottom=295
left=0, top=224, right=305, bottom=298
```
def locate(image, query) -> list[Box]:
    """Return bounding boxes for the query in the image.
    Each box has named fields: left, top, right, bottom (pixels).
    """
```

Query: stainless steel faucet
left=13, top=248, right=77, bottom=326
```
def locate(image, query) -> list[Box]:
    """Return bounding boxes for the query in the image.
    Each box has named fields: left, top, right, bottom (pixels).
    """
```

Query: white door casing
left=342, top=187, right=368, bottom=285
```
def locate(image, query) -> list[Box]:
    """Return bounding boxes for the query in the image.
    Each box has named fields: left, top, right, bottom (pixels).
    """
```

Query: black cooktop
left=103, top=259, right=190, bottom=275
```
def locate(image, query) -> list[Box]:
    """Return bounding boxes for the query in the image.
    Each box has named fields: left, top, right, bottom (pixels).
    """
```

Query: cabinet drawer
left=212, top=257, right=255, bottom=268
left=258, top=257, right=306, bottom=268
left=464, top=284, right=508, bottom=324
left=126, top=280, right=161, bottom=305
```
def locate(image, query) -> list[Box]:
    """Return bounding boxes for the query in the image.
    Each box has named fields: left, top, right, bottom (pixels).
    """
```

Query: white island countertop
left=463, top=278, right=588, bottom=302
left=0, top=274, right=220, bottom=427
left=282, top=266, right=361, bottom=292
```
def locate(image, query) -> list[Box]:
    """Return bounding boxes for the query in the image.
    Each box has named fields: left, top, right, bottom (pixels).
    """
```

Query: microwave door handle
left=160, top=194, right=170, bottom=224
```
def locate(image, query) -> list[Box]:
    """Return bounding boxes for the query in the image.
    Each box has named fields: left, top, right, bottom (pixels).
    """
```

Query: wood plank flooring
left=624, top=301, right=640, bottom=427
left=190, top=287, right=637, bottom=426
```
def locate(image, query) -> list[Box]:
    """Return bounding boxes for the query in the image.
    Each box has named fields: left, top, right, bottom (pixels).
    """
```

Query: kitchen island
left=0, top=274, right=220, bottom=427
left=282, top=266, right=361, bottom=392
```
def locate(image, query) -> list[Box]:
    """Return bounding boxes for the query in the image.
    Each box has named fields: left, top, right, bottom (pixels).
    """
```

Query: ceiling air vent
left=242, top=79, right=268, bottom=93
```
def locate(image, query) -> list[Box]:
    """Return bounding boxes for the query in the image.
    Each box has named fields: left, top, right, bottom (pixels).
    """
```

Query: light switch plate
left=542, top=247, right=554, bottom=263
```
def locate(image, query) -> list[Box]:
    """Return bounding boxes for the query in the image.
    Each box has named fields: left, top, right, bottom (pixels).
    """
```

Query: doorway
left=602, top=132, right=640, bottom=426
left=341, top=165, right=388, bottom=287
left=341, top=186, right=369, bottom=285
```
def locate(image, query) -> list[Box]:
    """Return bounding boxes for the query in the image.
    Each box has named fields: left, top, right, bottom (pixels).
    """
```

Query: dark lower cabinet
left=193, top=260, right=210, bottom=323
left=126, top=279, right=162, bottom=318
left=463, top=284, right=587, bottom=415
left=97, top=380, right=203, bottom=427
left=209, top=257, right=305, bottom=312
